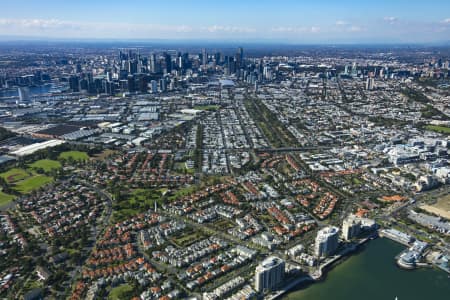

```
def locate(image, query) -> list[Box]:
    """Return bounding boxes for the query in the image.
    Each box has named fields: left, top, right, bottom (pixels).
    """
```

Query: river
left=283, top=238, right=450, bottom=300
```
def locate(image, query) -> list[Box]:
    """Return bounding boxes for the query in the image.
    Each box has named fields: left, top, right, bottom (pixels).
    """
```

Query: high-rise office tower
left=351, top=62, right=357, bottom=76
left=344, top=65, right=349, bottom=75
left=149, top=53, right=157, bottom=73
left=76, top=63, right=82, bottom=74
left=255, top=256, right=285, bottom=293
left=177, top=52, right=183, bottom=69
left=18, top=87, right=30, bottom=102
left=164, top=52, right=172, bottom=74
left=128, top=60, right=138, bottom=75
left=236, top=47, right=244, bottom=68
left=151, top=80, right=158, bottom=94
left=366, top=77, right=375, bottom=90
left=159, top=77, right=167, bottom=92
left=202, top=48, right=207, bottom=67
left=69, top=76, right=79, bottom=92
left=314, top=226, right=339, bottom=258
left=127, top=75, right=135, bottom=93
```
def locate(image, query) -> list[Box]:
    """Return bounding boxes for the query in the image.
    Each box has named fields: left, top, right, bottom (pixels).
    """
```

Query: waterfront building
left=255, top=256, right=285, bottom=293
left=381, top=228, right=414, bottom=245
left=342, top=215, right=376, bottom=241
left=315, top=226, right=339, bottom=258
left=342, top=215, right=361, bottom=241
left=397, top=240, right=429, bottom=269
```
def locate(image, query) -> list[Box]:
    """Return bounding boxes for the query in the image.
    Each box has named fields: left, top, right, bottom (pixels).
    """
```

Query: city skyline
left=1, top=0, right=450, bottom=43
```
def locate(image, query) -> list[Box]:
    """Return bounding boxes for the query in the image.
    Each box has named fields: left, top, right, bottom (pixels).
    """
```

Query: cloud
left=347, top=26, right=364, bottom=32
left=270, top=26, right=320, bottom=33
left=0, top=17, right=448, bottom=42
left=383, top=16, right=398, bottom=24
left=0, top=18, right=198, bottom=38
left=335, top=20, right=349, bottom=26
left=0, top=18, right=81, bottom=30
left=0, top=18, right=264, bottom=38
left=332, top=20, right=366, bottom=33
left=203, top=25, right=256, bottom=33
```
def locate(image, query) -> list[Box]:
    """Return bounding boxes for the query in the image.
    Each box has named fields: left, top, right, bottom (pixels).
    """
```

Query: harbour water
left=0, top=84, right=54, bottom=98
left=283, top=238, right=450, bottom=300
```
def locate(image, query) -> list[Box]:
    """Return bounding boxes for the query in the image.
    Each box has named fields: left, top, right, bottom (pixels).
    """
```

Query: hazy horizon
left=1, top=0, right=450, bottom=44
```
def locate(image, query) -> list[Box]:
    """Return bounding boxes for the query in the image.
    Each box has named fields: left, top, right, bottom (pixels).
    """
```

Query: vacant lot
left=58, top=151, right=89, bottom=161
left=29, top=159, right=62, bottom=172
left=93, top=149, right=117, bottom=161
left=421, top=194, right=450, bottom=220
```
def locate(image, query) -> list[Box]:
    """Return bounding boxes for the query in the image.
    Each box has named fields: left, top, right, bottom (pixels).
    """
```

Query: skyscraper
left=128, top=60, right=138, bottom=75
left=18, top=87, right=30, bottom=102
left=314, top=226, right=339, bottom=258
left=151, top=80, right=158, bottom=94
left=149, top=53, right=157, bottom=73
left=255, top=256, right=285, bottom=293
left=68, top=76, right=79, bottom=92
left=164, top=52, right=172, bottom=74
left=366, top=77, right=375, bottom=90
left=236, top=47, right=244, bottom=68
left=159, top=77, right=167, bottom=92
left=351, top=62, right=357, bottom=76
left=202, top=48, right=207, bottom=67
left=127, top=75, right=135, bottom=93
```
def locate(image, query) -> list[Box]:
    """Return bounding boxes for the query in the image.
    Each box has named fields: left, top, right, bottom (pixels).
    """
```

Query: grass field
left=174, top=162, right=195, bottom=175
left=58, top=151, right=89, bottom=161
left=13, top=175, right=53, bottom=194
left=168, top=185, right=198, bottom=201
left=0, top=168, right=30, bottom=183
left=111, top=208, right=140, bottom=223
left=108, top=284, right=134, bottom=300
left=213, top=219, right=235, bottom=230
left=171, top=230, right=207, bottom=248
left=0, top=161, right=58, bottom=196
left=129, top=188, right=165, bottom=206
left=93, top=149, right=117, bottom=160
left=193, top=105, right=220, bottom=111
left=424, top=125, right=450, bottom=134
left=0, top=191, right=15, bottom=206
left=112, top=188, right=165, bottom=223
left=29, top=159, right=62, bottom=172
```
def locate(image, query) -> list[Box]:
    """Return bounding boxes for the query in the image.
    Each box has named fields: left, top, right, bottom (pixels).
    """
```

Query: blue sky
left=0, top=0, right=450, bottom=43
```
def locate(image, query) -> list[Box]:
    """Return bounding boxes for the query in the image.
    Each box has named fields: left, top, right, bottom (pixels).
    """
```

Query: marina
left=283, top=238, right=450, bottom=300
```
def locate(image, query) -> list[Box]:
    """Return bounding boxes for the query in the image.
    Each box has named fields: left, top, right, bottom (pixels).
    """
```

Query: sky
left=0, top=0, right=450, bottom=43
